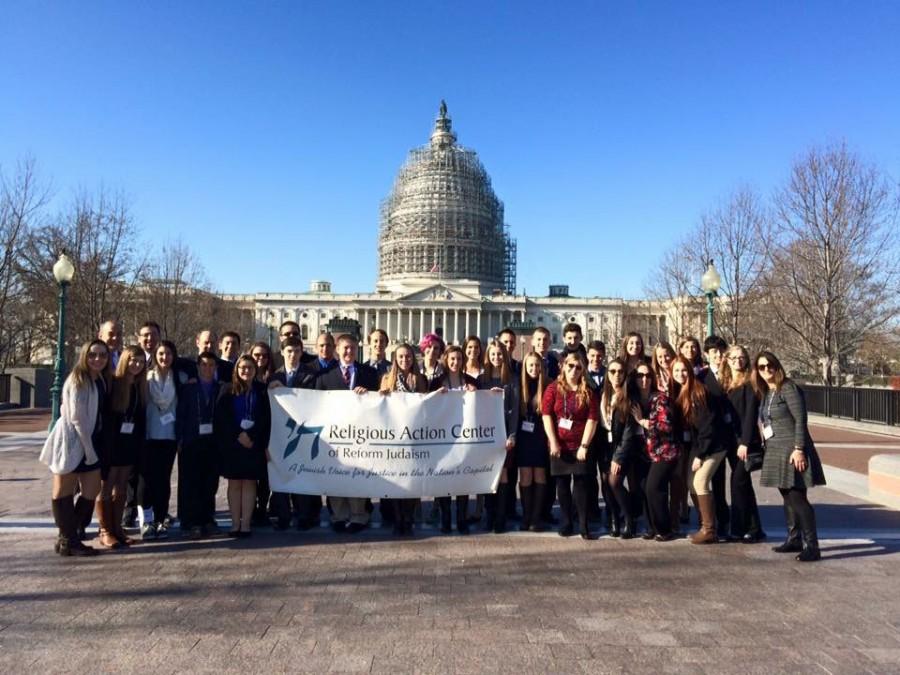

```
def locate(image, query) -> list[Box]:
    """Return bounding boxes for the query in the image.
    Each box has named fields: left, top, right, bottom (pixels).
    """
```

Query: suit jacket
left=270, top=364, right=316, bottom=389
left=315, top=361, right=379, bottom=392
left=587, top=368, right=605, bottom=393
left=176, top=380, right=220, bottom=446
left=174, top=356, right=234, bottom=385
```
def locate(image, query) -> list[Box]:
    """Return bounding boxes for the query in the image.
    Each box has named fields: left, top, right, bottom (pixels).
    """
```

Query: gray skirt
left=760, top=443, right=827, bottom=490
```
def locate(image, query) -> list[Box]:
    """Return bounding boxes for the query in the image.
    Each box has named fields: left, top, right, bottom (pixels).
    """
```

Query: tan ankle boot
left=111, top=493, right=133, bottom=546
left=690, top=494, right=717, bottom=545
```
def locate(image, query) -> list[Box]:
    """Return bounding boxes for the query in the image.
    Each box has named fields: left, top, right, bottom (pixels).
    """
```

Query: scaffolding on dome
left=376, top=101, right=517, bottom=292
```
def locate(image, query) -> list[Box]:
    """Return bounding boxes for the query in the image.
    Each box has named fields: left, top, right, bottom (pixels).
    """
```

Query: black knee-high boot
left=519, top=484, right=533, bottom=531
left=493, top=484, right=508, bottom=533
left=531, top=482, right=546, bottom=532
left=773, top=490, right=802, bottom=553
left=52, top=497, right=97, bottom=557
left=74, top=496, right=96, bottom=541
left=456, top=496, right=470, bottom=534
left=556, top=477, right=574, bottom=536
left=791, top=491, right=821, bottom=562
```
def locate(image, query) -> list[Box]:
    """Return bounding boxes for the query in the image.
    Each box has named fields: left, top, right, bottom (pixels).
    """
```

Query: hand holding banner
left=267, top=389, right=508, bottom=498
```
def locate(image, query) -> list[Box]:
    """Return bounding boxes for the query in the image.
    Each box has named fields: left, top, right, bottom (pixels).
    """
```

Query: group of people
left=40, top=318, right=827, bottom=562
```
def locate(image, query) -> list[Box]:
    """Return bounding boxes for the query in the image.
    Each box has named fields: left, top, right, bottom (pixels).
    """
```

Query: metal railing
left=802, top=384, right=900, bottom=427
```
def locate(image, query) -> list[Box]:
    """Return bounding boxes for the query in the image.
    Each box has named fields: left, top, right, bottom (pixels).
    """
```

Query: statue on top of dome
left=439, top=100, right=448, bottom=118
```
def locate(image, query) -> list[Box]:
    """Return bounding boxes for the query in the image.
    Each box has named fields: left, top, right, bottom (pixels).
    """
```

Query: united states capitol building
left=226, top=103, right=696, bottom=355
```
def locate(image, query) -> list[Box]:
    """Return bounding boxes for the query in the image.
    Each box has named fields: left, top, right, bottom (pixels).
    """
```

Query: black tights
left=141, top=439, right=177, bottom=524
left=778, top=487, right=817, bottom=541
left=556, top=474, right=588, bottom=532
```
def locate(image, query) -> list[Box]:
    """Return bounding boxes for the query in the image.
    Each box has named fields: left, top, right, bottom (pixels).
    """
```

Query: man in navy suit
left=532, top=327, right=559, bottom=380
left=268, top=336, right=318, bottom=529
left=498, top=327, right=521, bottom=375
left=316, top=333, right=379, bottom=533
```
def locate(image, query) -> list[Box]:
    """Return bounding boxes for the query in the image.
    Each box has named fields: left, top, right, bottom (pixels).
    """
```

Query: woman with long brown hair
left=752, top=351, right=826, bottom=561
left=478, top=339, right=519, bottom=533
left=379, top=343, right=427, bottom=536
left=40, top=340, right=110, bottom=556
left=464, top=335, right=484, bottom=380
left=671, top=355, right=728, bottom=544
left=721, top=345, right=766, bottom=543
left=433, top=345, right=477, bottom=534
left=617, top=331, right=649, bottom=373
left=215, top=354, right=271, bottom=537
left=603, top=357, right=641, bottom=539
left=249, top=341, right=275, bottom=384
left=542, top=352, right=598, bottom=539
left=652, top=341, right=676, bottom=395
left=678, top=337, right=704, bottom=375
left=516, top=351, right=549, bottom=531
left=98, top=345, right=147, bottom=548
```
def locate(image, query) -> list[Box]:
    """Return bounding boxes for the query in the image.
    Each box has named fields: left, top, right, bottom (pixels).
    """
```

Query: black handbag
left=744, top=444, right=764, bottom=472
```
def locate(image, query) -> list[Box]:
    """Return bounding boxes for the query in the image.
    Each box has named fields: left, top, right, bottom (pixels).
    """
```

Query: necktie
left=342, top=367, right=351, bottom=387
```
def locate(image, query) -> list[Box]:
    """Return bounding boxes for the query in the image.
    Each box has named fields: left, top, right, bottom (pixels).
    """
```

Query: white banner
left=267, top=389, right=507, bottom=498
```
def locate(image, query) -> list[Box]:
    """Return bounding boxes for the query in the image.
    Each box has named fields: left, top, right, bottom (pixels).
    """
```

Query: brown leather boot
left=111, top=492, right=133, bottom=546
left=690, top=494, right=717, bottom=545
left=96, top=497, right=122, bottom=549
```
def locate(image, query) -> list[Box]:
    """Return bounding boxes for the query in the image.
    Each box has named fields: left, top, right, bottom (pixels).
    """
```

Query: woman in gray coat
left=752, top=351, right=826, bottom=562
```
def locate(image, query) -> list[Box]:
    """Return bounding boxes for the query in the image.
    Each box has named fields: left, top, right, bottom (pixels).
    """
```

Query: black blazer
left=176, top=380, right=220, bottom=446
left=315, top=362, right=379, bottom=392
left=213, top=381, right=271, bottom=452
left=174, top=356, right=234, bottom=385
left=270, top=364, right=316, bottom=389
left=726, top=382, right=762, bottom=450
left=698, top=367, right=736, bottom=451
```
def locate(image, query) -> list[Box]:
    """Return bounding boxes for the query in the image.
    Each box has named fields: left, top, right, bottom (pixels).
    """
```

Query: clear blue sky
left=2, top=2, right=899, bottom=299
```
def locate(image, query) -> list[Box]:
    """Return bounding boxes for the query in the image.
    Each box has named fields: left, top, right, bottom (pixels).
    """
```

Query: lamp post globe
left=49, top=252, right=75, bottom=429
left=700, top=260, right=720, bottom=338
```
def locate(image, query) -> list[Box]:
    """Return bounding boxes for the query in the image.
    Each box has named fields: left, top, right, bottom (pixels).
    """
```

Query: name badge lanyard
left=759, top=391, right=776, bottom=440
left=240, top=390, right=256, bottom=430
left=120, top=384, right=138, bottom=434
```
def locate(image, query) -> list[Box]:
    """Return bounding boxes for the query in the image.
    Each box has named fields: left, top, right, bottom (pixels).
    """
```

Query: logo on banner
left=283, top=418, right=324, bottom=461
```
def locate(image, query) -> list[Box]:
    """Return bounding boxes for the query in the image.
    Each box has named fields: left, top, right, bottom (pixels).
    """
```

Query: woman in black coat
left=721, top=345, right=766, bottom=542
left=602, top=358, right=642, bottom=539
left=752, top=351, right=826, bottom=562
left=215, top=355, right=271, bottom=537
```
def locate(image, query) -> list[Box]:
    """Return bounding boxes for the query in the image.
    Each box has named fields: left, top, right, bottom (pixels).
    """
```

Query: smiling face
left=395, top=346, right=414, bottom=374
left=655, top=346, right=673, bottom=371
left=487, top=345, right=505, bottom=371
left=87, top=343, right=109, bottom=375
left=672, top=360, right=690, bottom=385
left=564, top=330, right=581, bottom=348
left=563, top=357, right=583, bottom=386
left=369, top=331, right=387, bottom=358
left=337, top=338, right=355, bottom=366
left=465, top=340, right=480, bottom=364
left=445, top=350, right=462, bottom=374
left=236, top=358, right=256, bottom=383
left=423, top=343, right=442, bottom=364
left=532, top=331, right=549, bottom=356
left=524, top=353, right=542, bottom=380
left=756, top=357, right=776, bottom=383
left=626, top=335, right=643, bottom=356
left=282, top=344, right=301, bottom=370
left=197, top=357, right=217, bottom=382
left=126, top=353, right=145, bottom=377
left=499, top=332, right=516, bottom=358
left=138, top=325, right=159, bottom=354
left=727, top=347, right=747, bottom=374
left=155, top=344, right=173, bottom=370
left=98, top=321, right=121, bottom=351
left=680, top=340, right=699, bottom=362
left=219, top=335, right=240, bottom=361
left=197, top=330, right=216, bottom=354
left=317, top=334, right=335, bottom=361
left=587, top=348, right=603, bottom=372
left=606, top=362, right=624, bottom=389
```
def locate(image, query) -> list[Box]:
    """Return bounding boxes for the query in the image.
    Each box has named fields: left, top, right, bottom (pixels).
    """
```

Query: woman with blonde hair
left=542, top=352, right=598, bottom=539
left=721, top=345, right=765, bottom=542
left=380, top=343, right=428, bottom=535
left=98, top=344, right=147, bottom=548
left=516, top=351, right=549, bottom=531
left=652, top=341, right=676, bottom=395
left=40, top=340, right=110, bottom=556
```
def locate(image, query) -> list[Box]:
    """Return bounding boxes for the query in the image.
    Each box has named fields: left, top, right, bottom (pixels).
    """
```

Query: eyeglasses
left=608, top=368, right=622, bottom=375
left=281, top=331, right=299, bottom=338
left=757, top=363, right=776, bottom=372
left=88, top=352, right=107, bottom=360
left=636, top=372, right=651, bottom=379
left=727, top=355, right=745, bottom=361
left=565, top=364, right=583, bottom=371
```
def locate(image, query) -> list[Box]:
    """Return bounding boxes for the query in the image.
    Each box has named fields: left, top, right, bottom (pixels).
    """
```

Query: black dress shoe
left=796, top=546, right=821, bottom=562
left=772, top=538, right=802, bottom=553
left=558, top=524, right=575, bottom=537
left=655, top=533, right=675, bottom=542
left=331, top=522, right=347, bottom=533
left=641, top=530, right=657, bottom=541
left=346, top=523, right=367, bottom=534
left=580, top=530, right=596, bottom=540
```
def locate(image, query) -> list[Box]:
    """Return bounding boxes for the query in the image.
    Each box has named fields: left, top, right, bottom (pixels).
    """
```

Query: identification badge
left=160, top=413, right=175, bottom=426
left=199, top=423, right=213, bottom=435
left=240, top=419, right=255, bottom=430
left=683, top=430, right=692, bottom=442
left=762, top=424, right=774, bottom=440
left=607, top=430, right=613, bottom=444
left=724, top=413, right=732, bottom=424
left=521, top=421, right=535, bottom=433
left=120, top=422, right=135, bottom=434
left=559, top=418, right=573, bottom=431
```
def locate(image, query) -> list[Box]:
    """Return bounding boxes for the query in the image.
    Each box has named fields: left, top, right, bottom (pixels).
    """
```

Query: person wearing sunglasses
left=752, top=351, right=826, bottom=562
left=602, top=357, right=642, bottom=538
left=630, top=363, right=679, bottom=541
left=543, top=353, right=599, bottom=539
left=40, top=340, right=110, bottom=556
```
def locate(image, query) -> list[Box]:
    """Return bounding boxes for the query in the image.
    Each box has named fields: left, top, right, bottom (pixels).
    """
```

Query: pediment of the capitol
left=395, top=283, right=482, bottom=304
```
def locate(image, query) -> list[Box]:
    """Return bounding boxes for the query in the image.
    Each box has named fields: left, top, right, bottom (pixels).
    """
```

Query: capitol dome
left=376, top=101, right=516, bottom=295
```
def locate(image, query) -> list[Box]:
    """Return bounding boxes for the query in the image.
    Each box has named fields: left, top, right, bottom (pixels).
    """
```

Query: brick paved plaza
left=1, top=420, right=899, bottom=674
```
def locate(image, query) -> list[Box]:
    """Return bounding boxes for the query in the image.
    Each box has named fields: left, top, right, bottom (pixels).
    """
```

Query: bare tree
left=643, top=237, right=706, bottom=344
left=0, top=159, right=51, bottom=368
left=765, top=142, right=900, bottom=385
left=697, top=186, right=771, bottom=346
